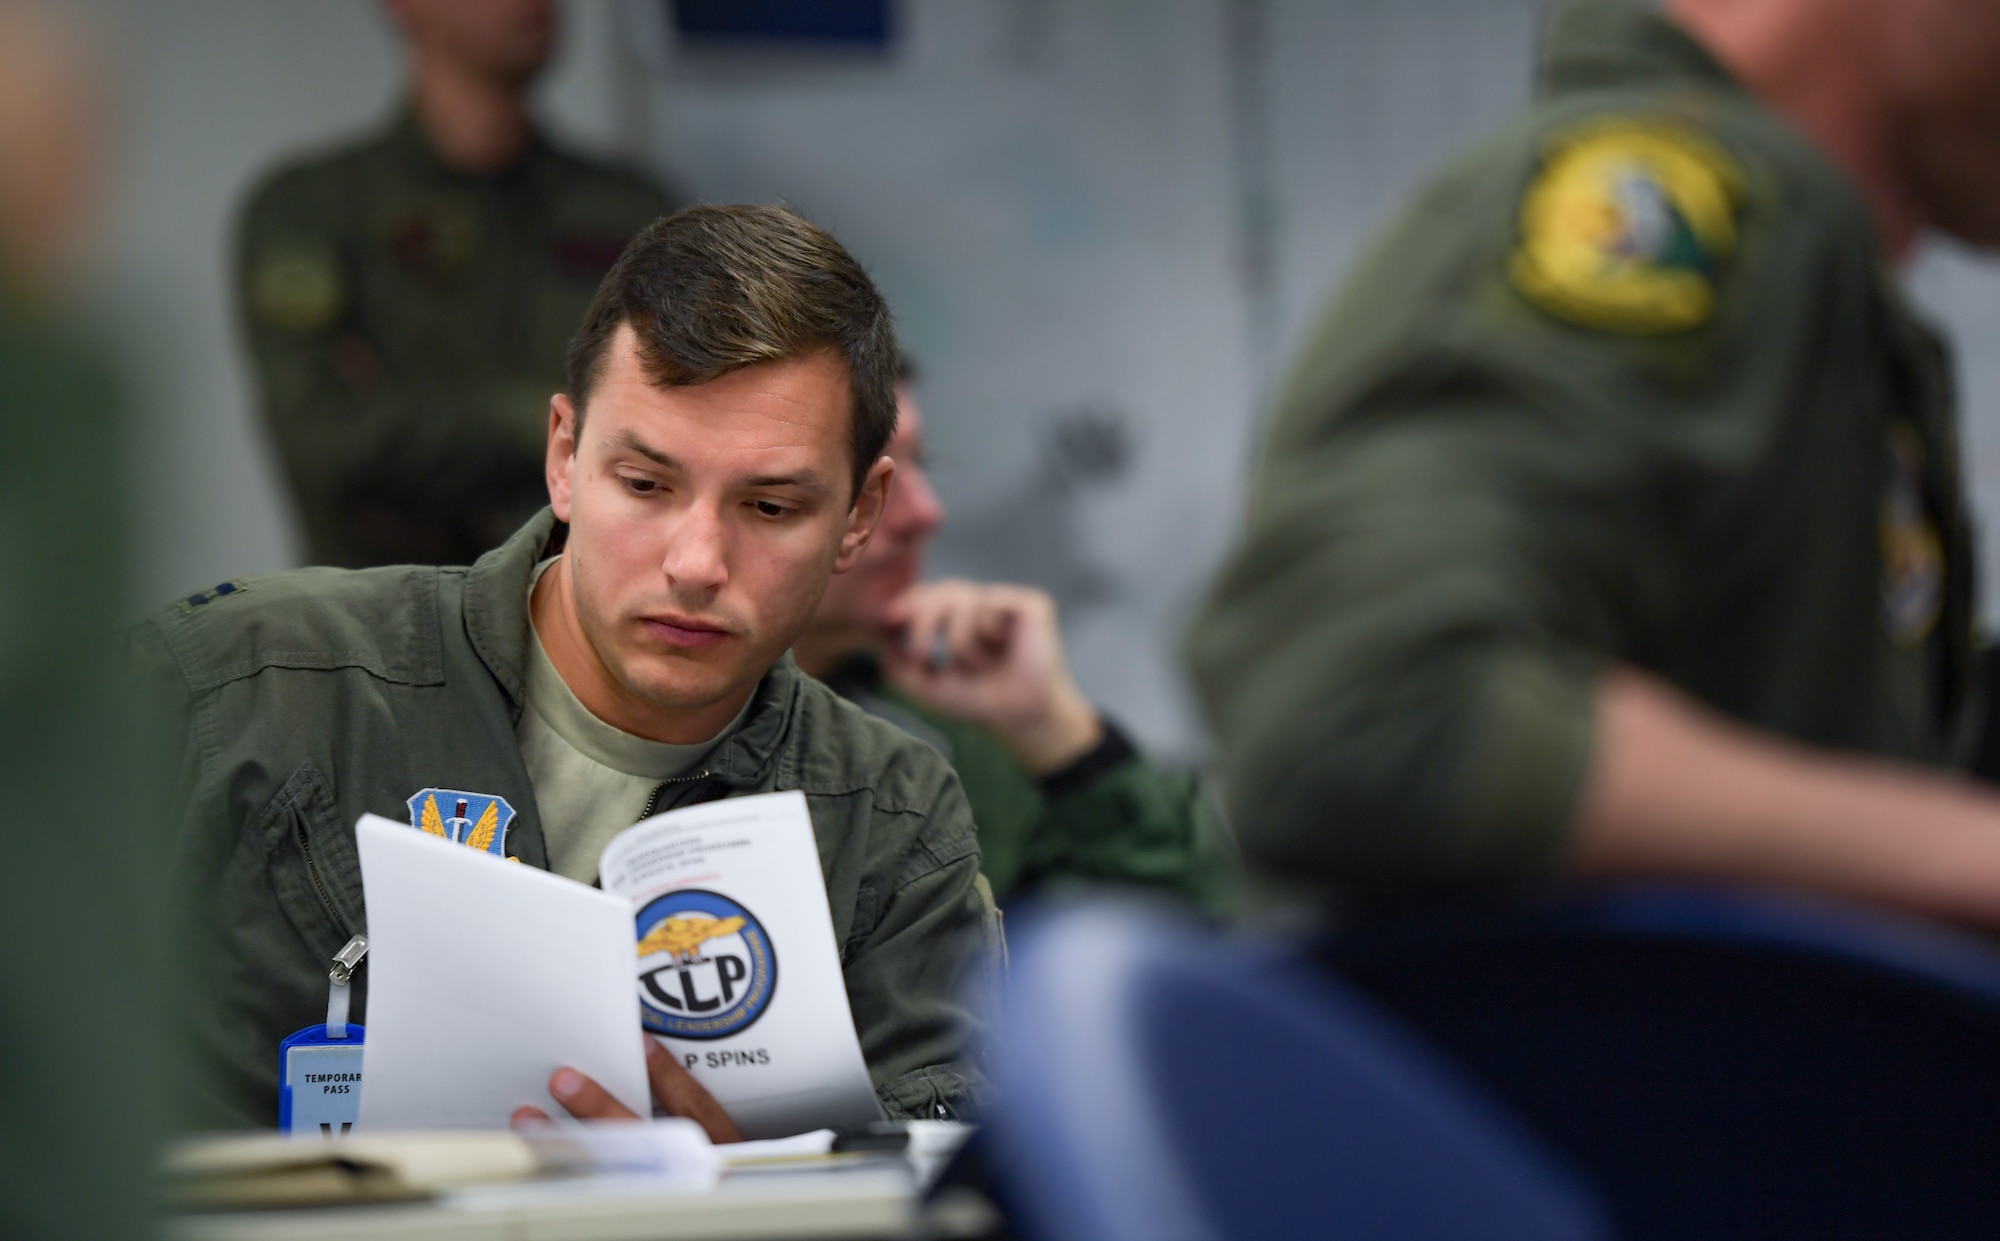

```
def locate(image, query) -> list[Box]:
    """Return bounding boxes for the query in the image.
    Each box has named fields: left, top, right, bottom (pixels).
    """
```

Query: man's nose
left=661, top=503, right=730, bottom=594
left=895, top=467, right=946, bottom=537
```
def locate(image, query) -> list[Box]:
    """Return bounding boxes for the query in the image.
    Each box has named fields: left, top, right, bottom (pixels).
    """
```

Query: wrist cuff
left=1038, top=716, right=1137, bottom=799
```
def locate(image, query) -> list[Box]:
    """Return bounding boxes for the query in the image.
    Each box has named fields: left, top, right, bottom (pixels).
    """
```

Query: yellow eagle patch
left=637, top=914, right=747, bottom=963
left=1510, top=118, right=1745, bottom=333
left=250, top=239, right=344, bottom=334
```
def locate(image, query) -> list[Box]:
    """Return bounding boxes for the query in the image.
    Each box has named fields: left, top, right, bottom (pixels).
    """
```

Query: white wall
left=1911, top=242, right=2000, bottom=600
left=639, top=0, right=1552, bottom=757
left=99, top=0, right=2000, bottom=759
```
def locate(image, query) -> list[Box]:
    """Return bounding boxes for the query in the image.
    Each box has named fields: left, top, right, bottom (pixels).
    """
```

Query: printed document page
left=354, top=814, right=649, bottom=1129
left=598, top=790, right=885, bottom=1139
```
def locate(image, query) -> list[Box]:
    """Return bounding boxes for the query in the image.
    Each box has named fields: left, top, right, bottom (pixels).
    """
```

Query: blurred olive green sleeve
left=1020, top=754, right=1238, bottom=911
left=1188, top=390, right=1609, bottom=893
left=868, top=685, right=1238, bottom=910
left=0, top=308, right=163, bottom=1236
left=1186, top=127, right=1825, bottom=894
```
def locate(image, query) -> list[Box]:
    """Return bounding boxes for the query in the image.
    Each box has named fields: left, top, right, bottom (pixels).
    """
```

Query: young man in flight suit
left=141, top=205, right=991, bottom=1138
left=1192, top=0, right=2000, bottom=922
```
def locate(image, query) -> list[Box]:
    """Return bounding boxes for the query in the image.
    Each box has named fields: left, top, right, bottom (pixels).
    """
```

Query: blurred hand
left=511, top=1037, right=744, bottom=1144
left=882, top=579, right=1103, bottom=777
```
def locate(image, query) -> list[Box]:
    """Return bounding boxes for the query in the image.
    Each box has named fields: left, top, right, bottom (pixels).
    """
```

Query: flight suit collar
left=380, top=101, right=553, bottom=185
left=463, top=508, right=803, bottom=790
left=1537, top=0, right=1740, bottom=99
left=821, top=650, right=888, bottom=698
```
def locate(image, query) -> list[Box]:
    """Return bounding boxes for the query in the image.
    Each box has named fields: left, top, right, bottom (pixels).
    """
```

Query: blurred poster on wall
left=670, top=0, right=895, bottom=51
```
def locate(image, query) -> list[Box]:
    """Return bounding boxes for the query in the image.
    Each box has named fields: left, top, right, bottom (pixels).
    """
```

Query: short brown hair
left=565, top=204, right=899, bottom=502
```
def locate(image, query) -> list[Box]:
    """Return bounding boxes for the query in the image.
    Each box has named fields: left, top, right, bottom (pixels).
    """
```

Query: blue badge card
left=279, top=1024, right=365, bottom=1136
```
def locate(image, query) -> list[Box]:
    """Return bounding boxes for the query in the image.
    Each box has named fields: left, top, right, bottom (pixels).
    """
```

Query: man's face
left=547, top=326, right=890, bottom=721
left=811, top=387, right=945, bottom=634
left=1890, top=0, right=2000, bottom=245
left=388, top=0, right=556, bottom=84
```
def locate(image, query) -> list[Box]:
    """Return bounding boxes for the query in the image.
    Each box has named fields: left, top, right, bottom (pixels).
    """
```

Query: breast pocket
left=252, top=760, right=365, bottom=955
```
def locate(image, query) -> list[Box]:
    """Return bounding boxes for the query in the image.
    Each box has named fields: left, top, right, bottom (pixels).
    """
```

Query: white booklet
left=598, top=790, right=885, bottom=1140
left=353, top=814, right=650, bottom=1130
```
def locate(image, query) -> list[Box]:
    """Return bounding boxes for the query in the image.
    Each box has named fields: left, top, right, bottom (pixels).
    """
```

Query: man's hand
left=881, top=579, right=1103, bottom=776
left=510, top=1037, right=744, bottom=1144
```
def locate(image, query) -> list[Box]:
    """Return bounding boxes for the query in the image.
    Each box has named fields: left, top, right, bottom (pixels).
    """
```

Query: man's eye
left=752, top=500, right=793, bottom=519
left=621, top=476, right=660, bottom=495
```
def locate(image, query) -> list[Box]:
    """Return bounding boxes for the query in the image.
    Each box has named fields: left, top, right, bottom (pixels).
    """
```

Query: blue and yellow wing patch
left=1510, top=118, right=1745, bottom=333
left=406, top=789, right=514, bottom=857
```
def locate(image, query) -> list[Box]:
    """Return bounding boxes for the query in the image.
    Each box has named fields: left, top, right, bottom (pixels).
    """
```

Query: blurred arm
left=882, top=580, right=1101, bottom=775
left=247, top=326, right=551, bottom=509
left=1189, top=406, right=1611, bottom=893
left=1022, top=760, right=1241, bottom=911
left=1190, top=377, right=2000, bottom=920
left=1575, top=668, right=2000, bottom=924
left=885, top=580, right=1240, bottom=908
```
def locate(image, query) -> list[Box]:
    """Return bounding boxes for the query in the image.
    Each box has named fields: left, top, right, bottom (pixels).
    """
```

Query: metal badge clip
left=326, top=934, right=369, bottom=1039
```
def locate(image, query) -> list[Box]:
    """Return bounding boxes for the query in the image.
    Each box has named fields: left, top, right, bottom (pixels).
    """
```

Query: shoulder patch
left=409, top=789, right=515, bottom=857
left=1509, top=117, right=1745, bottom=333
left=250, top=239, right=344, bottom=334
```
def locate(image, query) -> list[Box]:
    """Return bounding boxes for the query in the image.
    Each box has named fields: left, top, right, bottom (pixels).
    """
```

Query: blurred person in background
left=237, top=0, right=676, bottom=568
left=795, top=361, right=1237, bottom=911
left=0, top=3, right=164, bottom=1236
left=1191, top=0, right=2000, bottom=924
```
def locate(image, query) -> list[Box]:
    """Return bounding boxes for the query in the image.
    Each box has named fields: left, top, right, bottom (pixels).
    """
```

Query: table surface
left=169, top=1160, right=926, bottom=1241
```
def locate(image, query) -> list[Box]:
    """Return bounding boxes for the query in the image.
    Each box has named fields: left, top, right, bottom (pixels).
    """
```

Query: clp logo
left=634, top=889, right=776, bottom=1040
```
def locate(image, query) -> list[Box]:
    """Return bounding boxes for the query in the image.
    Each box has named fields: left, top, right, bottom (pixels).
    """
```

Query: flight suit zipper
left=295, top=818, right=353, bottom=938
left=638, top=769, right=712, bottom=822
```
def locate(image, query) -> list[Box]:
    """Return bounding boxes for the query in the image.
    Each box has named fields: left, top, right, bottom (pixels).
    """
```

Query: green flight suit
left=1188, top=0, right=1978, bottom=897
left=0, top=293, right=161, bottom=1237
left=236, top=110, right=675, bottom=568
left=135, top=511, right=992, bottom=1130
left=821, top=654, right=1237, bottom=910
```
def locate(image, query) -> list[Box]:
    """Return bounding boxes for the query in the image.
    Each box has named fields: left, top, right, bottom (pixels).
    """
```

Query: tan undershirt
left=519, top=558, right=750, bottom=882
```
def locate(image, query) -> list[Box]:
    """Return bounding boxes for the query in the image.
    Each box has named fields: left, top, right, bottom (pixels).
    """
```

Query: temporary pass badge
left=407, top=789, right=515, bottom=857
left=1510, top=117, right=1745, bottom=333
left=635, top=889, right=777, bottom=1040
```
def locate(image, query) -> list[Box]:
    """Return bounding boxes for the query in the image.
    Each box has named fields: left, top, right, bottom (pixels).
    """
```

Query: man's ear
left=547, top=393, right=578, bottom=522
left=833, top=456, right=896, bottom=573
